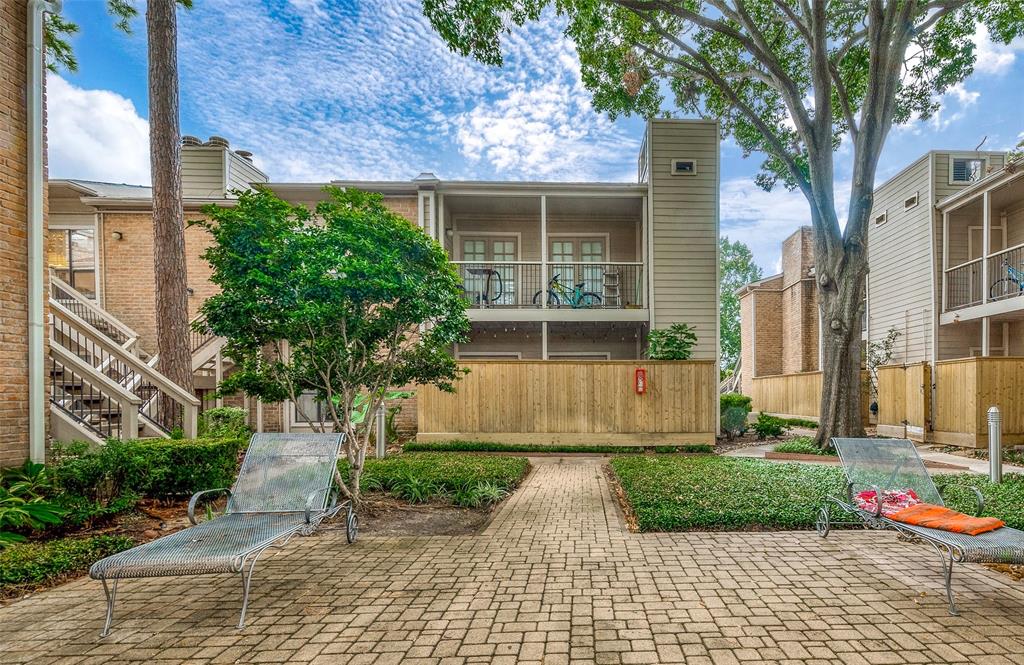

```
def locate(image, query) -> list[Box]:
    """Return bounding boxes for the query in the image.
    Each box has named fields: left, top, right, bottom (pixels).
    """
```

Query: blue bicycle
left=990, top=259, right=1024, bottom=299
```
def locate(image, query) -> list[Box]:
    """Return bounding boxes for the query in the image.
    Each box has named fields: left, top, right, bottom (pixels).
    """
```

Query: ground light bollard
left=988, top=406, right=1002, bottom=484
left=375, top=403, right=387, bottom=459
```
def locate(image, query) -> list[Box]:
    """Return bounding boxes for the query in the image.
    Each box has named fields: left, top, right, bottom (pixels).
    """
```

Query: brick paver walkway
left=3, top=456, right=1024, bottom=664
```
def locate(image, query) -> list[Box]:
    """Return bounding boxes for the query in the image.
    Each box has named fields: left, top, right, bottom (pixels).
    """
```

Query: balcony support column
left=982, top=316, right=991, bottom=357
left=540, top=195, right=548, bottom=310
left=541, top=321, right=549, bottom=360
left=941, top=211, right=949, bottom=313
left=982, top=191, right=991, bottom=304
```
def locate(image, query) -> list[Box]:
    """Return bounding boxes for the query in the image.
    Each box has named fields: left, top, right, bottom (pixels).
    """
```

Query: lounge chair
left=818, top=437, right=1024, bottom=615
left=89, top=433, right=357, bottom=636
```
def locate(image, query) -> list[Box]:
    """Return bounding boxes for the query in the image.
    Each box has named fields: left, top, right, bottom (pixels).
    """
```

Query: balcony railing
left=454, top=261, right=645, bottom=309
left=945, top=243, right=1024, bottom=311
left=945, top=258, right=983, bottom=310
left=987, top=243, right=1024, bottom=303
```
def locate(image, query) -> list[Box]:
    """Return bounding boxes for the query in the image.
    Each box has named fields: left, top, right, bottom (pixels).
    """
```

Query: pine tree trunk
left=147, top=0, right=194, bottom=427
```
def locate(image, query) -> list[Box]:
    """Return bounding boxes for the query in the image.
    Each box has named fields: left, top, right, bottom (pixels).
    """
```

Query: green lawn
left=609, top=455, right=1024, bottom=532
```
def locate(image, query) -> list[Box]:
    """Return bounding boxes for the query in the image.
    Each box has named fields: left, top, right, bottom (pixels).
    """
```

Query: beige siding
left=225, top=152, right=268, bottom=194
left=181, top=146, right=225, bottom=198
left=648, top=119, right=719, bottom=361
left=867, top=155, right=934, bottom=364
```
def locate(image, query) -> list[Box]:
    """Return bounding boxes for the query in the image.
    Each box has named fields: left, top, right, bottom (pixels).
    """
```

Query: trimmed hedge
left=610, top=455, right=1024, bottom=532
left=50, top=437, right=246, bottom=525
left=403, top=441, right=713, bottom=455
left=0, top=535, right=133, bottom=594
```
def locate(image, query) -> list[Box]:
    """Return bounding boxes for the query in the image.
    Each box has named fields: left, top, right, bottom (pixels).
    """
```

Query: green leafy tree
left=422, top=0, right=1024, bottom=447
left=720, top=236, right=762, bottom=371
left=192, top=187, right=470, bottom=502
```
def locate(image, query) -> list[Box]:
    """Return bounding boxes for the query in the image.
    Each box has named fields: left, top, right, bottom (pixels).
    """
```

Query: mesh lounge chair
left=89, top=433, right=357, bottom=636
left=818, top=437, right=1024, bottom=615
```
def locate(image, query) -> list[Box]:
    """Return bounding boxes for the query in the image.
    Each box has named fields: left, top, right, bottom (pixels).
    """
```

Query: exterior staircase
left=48, top=273, right=224, bottom=445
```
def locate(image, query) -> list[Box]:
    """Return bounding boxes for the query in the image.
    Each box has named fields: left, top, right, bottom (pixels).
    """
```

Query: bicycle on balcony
left=532, top=273, right=602, bottom=308
left=990, top=259, right=1024, bottom=300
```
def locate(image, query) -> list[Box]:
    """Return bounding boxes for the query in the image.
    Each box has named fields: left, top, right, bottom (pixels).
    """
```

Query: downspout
left=27, top=0, right=61, bottom=463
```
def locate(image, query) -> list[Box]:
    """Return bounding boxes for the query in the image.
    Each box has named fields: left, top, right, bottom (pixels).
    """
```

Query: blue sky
left=50, top=0, right=1024, bottom=271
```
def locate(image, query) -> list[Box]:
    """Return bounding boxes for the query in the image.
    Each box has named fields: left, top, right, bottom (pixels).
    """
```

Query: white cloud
left=48, top=76, right=150, bottom=185
left=973, top=24, right=1024, bottom=75
left=720, top=178, right=851, bottom=273
left=173, top=0, right=640, bottom=183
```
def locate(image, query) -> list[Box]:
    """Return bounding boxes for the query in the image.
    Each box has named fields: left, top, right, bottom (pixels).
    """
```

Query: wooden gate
left=876, top=362, right=930, bottom=441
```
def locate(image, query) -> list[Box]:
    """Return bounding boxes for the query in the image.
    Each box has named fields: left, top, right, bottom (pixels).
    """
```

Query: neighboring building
left=47, top=119, right=721, bottom=441
left=2, top=1, right=50, bottom=465
left=736, top=226, right=820, bottom=396
left=867, top=150, right=1010, bottom=363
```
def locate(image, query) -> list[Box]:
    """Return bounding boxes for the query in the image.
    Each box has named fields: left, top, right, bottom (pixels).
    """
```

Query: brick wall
left=1, top=2, right=47, bottom=465
left=100, top=212, right=214, bottom=351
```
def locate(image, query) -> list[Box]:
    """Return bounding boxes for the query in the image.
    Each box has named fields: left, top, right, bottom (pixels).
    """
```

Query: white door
left=462, top=236, right=518, bottom=305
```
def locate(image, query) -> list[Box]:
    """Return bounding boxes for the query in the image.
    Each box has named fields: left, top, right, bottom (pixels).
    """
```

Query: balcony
left=453, top=261, right=647, bottom=322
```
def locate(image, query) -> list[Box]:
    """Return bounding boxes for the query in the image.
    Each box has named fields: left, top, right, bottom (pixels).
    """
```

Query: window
left=951, top=157, right=984, bottom=183
left=460, top=236, right=518, bottom=306
left=904, top=193, right=919, bottom=209
left=292, top=392, right=328, bottom=425
left=48, top=229, right=96, bottom=298
left=670, top=158, right=697, bottom=175
left=873, top=211, right=887, bottom=226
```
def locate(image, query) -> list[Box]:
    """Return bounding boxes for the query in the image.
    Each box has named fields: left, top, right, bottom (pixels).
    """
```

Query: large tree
left=147, top=0, right=195, bottom=418
left=720, top=236, right=761, bottom=372
left=194, top=187, right=470, bottom=501
left=422, top=0, right=1024, bottom=446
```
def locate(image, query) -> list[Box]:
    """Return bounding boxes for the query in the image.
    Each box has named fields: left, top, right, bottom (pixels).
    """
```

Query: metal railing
left=944, top=258, right=983, bottom=310
left=987, top=243, right=1024, bottom=303
left=49, top=272, right=139, bottom=350
left=49, top=343, right=141, bottom=441
left=453, top=261, right=645, bottom=309
left=50, top=301, right=199, bottom=438
left=190, top=312, right=216, bottom=353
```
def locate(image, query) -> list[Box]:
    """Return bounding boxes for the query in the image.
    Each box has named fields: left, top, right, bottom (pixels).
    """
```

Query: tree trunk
left=147, top=0, right=194, bottom=427
left=815, top=241, right=868, bottom=448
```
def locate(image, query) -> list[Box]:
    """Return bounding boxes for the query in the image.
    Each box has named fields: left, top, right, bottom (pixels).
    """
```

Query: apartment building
left=736, top=226, right=820, bottom=396
left=43, top=119, right=720, bottom=445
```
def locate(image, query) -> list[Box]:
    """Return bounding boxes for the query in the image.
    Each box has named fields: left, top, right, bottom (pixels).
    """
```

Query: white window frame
left=948, top=155, right=987, bottom=185
left=873, top=211, right=887, bottom=226
left=669, top=158, right=697, bottom=176
left=904, top=192, right=919, bottom=209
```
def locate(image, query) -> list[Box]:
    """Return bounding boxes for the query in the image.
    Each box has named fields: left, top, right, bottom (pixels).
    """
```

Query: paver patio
left=2, top=456, right=1024, bottom=664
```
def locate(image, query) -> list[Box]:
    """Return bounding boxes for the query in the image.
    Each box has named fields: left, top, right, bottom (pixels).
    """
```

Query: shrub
left=774, top=437, right=835, bottom=456
left=610, top=456, right=847, bottom=531
left=0, top=463, right=66, bottom=547
left=646, top=323, right=698, bottom=360
left=347, top=453, right=529, bottom=505
left=751, top=412, right=789, bottom=440
left=0, top=535, right=133, bottom=593
left=50, top=437, right=246, bottom=526
left=198, top=407, right=252, bottom=440
left=780, top=417, right=818, bottom=429
left=720, top=393, right=752, bottom=439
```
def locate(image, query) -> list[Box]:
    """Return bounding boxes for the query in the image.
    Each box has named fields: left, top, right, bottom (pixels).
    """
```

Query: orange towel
left=888, top=503, right=1004, bottom=536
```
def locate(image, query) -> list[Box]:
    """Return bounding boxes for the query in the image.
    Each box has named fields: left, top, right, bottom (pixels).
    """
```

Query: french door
left=549, top=237, right=605, bottom=295
left=461, top=236, right=518, bottom=305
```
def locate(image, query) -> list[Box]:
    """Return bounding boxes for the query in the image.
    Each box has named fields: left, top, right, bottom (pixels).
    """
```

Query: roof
left=734, top=273, right=783, bottom=297
left=52, top=179, right=152, bottom=199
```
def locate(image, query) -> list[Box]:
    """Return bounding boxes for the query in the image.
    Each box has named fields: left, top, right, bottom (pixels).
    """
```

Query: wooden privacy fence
left=417, top=360, right=717, bottom=445
left=932, top=357, right=1024, bottom=448
left=750, top=371, right=870, bottom=425
left=875, top=362, right=930, bottom=441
